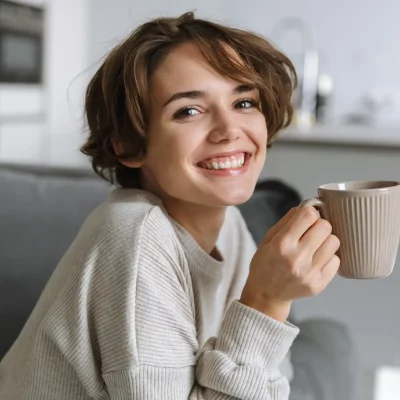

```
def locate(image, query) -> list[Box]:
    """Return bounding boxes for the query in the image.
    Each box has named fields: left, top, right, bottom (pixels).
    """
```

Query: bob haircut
left=81, top=12, right=297, bottom=188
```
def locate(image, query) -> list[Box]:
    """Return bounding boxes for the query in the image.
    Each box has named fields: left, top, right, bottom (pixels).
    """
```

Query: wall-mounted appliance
left=0, top=0, right=44, bottom=84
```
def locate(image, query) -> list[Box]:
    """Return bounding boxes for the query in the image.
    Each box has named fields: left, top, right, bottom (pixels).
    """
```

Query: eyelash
left=173, top=98, right=260, bottom=120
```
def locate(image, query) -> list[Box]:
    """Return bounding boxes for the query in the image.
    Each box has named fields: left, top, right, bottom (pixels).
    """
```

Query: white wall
left=4, top=0, right=399, bottom=165
left=0, top=86, right=46, bottom=163
left=0, top=0, right=46, bottom=163
left=89, top=0, right=225, bottom=64
left=89, top=0, right=400, bottom=123
left=44, top=0, right=90, bottom=167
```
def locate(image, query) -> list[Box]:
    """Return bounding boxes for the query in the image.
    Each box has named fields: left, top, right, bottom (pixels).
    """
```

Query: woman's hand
left=240, top=206, right=340, bottom=322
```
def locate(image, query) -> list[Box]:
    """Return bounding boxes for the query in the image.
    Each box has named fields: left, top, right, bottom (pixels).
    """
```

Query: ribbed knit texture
left=0, top=188, right=299, bottom=399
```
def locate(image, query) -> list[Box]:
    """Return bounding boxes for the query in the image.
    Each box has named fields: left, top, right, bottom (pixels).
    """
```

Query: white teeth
left=201, top=154, right=247, bottom=170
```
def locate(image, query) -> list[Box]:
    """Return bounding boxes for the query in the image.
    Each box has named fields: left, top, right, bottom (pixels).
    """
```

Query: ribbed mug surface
left=318, top=181, right=400, bottom=279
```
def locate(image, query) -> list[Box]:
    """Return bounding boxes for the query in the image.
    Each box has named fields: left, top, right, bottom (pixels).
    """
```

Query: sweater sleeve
left=194, top=301, right=299, bottom=399
left=100, top=208, right=299, bottom=400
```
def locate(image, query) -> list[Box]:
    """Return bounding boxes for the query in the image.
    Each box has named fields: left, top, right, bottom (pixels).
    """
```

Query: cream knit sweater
left=0, top=189, right=299, bottom=399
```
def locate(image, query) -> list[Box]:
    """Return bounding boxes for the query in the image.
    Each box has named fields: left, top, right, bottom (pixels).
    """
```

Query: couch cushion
left=238, top=179, right=302, bottom=245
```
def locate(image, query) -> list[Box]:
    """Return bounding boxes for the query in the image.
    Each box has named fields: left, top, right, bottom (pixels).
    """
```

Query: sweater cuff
left=215, top=300, right=299, bottom=369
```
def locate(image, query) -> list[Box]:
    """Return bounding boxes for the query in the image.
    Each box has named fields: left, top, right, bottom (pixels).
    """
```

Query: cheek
left=248, top=115, right=268, bottom=148
left=256, top=128, right=268, bottom=147
left=145, top=128, right=198, bottom=175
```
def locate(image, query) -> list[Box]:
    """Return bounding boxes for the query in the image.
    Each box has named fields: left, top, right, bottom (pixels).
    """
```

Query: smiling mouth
left=196, top=152, right=250, bottom=170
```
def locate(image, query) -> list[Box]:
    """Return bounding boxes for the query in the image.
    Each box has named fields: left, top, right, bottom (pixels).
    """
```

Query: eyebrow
left=162, top=84, right=256, bottom=108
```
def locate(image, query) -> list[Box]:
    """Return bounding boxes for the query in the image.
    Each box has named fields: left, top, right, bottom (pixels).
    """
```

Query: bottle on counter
left=315, top=73, right=334, bottom=124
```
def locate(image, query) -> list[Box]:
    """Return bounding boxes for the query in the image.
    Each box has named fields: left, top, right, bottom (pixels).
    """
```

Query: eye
left=173, top=107, right=200, bottom=119
left=235, top=99, right=259, bottom=109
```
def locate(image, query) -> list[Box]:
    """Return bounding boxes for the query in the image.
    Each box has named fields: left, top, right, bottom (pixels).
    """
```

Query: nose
left=208, top=108, right=241, bottom=144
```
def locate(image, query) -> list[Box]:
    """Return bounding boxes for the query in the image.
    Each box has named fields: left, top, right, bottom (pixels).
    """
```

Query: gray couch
left=0, top=163, right=356, bottom=399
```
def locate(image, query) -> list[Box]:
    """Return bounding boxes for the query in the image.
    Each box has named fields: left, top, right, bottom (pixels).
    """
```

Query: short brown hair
left=81, top=12, right=297, bottom=188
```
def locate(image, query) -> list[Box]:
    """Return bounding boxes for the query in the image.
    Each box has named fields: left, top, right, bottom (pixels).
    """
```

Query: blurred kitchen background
left=1, top=0, right=400, bottom=399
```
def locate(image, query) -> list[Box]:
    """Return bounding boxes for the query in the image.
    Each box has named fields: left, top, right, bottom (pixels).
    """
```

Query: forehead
left=149, top=42, right=244, bottom=102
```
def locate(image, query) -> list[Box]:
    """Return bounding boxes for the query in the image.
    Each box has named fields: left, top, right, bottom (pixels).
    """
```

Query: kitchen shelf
left=276, top=125, right=400, bottom=148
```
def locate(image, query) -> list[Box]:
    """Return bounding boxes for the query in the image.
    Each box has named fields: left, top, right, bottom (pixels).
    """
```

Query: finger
left=276, top=206, right=320, bottom=243
left=262, top=207, right=297, bottom=244
left=321, top=254, right=341, bottom=283
left=300, top=218, right=332, bottom=255
left=312, top=234, right=340, bottom=268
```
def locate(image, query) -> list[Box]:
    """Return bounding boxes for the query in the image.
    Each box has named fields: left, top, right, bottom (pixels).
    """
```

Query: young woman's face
left=142, top=42, right=268, bottom=207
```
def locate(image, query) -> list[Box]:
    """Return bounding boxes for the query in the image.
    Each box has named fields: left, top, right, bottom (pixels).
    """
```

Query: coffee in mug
left=300, top=181, right=400, bottom=279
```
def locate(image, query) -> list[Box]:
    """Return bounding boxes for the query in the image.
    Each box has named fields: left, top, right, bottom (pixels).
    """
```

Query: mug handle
left=299, top=197, right=325, bottom=210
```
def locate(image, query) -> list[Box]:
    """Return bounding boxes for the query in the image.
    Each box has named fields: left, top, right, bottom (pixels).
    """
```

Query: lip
left=196, top=149, right=251, bottom=163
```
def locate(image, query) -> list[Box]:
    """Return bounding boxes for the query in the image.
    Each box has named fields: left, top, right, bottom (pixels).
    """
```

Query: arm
left=194, top=301, right=299, bottom=399
left=103, top=300, right=298, bottom=400
left=100, top=213, right=299, bottom=399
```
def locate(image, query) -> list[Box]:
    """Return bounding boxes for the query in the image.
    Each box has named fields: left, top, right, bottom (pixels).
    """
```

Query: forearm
left=193, top=301, right=299, bottom=399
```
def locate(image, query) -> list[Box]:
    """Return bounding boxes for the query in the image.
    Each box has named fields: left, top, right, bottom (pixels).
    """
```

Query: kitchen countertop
left=275, top=125, right=400, bottom=148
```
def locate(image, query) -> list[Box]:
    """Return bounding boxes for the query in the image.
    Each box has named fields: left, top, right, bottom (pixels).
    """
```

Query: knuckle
left=318, top=219, right=332, bottom=233
left=287, top=257, right=298, bottom=273
left=308, top=285, right=321, bottom=296
left=311, top=278, right=328, bottom=295
left=329, top=235, right=340, bottom=250
left=287, top=252, right=308, bottom=273
left=300, top=206, right=319, bottom=222
left=275, top=236, right=293, bottom=254
left=332, top=254, right=341, bottom=266
left=324, top=255, right=341, bottom=277
left=299, top=274, right=310, bottom=287
left=301, top=280, right=319, bottom=296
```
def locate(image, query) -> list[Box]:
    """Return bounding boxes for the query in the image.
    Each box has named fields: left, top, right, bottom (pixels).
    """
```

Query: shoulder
left=60, top=187, right=191, bottom=316
left=61, top=187, right=189, bottom=299
left=81, top=188, right=178, bottom=249
left=90, top=188, right=170, bottom=231
left=41, top=190, right=196, bottom=373
left=61, top=188, right=185, bottom=282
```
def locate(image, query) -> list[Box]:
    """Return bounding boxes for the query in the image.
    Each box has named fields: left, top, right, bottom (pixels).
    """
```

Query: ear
left=112, top=139, right=146, bottom=168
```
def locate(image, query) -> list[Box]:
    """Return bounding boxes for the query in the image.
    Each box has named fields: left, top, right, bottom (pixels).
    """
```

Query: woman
left=0, top=12, right=340, bottom=399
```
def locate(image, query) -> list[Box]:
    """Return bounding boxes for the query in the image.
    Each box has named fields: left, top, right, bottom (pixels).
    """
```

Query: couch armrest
left=289, top=318, right=356, bottom=400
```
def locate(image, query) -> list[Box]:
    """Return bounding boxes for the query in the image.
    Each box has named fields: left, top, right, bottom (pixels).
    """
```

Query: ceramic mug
left=300, top=181, right=400, bottom=279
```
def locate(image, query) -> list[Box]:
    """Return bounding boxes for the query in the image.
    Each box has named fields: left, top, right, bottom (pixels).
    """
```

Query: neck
left=163, top=197, right=227, bottom=255
left=140, top=170, right=226, bottom=254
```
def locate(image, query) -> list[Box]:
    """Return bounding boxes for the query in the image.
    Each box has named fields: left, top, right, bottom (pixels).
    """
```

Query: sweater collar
left=169, top=216, right=226, bottom=280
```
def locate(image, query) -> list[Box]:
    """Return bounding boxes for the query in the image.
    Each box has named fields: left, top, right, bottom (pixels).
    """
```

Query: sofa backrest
left=0, top=164, right=111, bottom=358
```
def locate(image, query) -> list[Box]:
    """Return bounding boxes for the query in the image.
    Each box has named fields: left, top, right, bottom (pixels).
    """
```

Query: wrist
left=239, top=293, right=292, bottom=323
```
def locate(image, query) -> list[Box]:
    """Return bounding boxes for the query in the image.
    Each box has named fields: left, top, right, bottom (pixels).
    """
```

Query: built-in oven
left=0, top=0, right=44, bottom=84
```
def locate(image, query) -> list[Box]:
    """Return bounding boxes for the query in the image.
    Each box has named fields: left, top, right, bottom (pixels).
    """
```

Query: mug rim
left=319, top=180, right=400, bottom=193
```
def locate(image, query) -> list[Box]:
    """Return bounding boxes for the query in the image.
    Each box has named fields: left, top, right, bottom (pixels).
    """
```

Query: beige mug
left=300, top=181, right=400, bottom=279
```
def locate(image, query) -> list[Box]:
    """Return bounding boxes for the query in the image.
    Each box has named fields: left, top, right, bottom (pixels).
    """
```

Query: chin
left=208, top=187, right=255, bottom=207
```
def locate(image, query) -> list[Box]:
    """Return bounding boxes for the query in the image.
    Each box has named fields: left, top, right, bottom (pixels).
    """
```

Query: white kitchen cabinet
left=0, top=122, right=47, bottom=163
left=0, top=85, right=44, bottom=118
left=0, top=0, right=90, bottom=166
